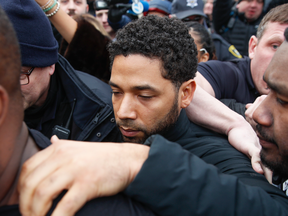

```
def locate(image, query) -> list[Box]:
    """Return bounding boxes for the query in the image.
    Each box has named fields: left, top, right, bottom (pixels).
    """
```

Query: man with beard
left=0, top=5, right=155, bottom=216
left=59, top=0, right=88, bottom=16
left=19, top=16, right=288, bottom=216
left=253, top=27, right=288, bottom=195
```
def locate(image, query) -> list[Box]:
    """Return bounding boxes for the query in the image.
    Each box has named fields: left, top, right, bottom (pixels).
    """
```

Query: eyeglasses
left=182, top=15, right=204, bottom=23
left=198, top=48, right=208, bottom=54
left=20, top=67, right=35, bottom=85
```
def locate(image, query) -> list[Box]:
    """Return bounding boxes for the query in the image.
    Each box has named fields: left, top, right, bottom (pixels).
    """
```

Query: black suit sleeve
left=125, top=134, right=288, bottom=216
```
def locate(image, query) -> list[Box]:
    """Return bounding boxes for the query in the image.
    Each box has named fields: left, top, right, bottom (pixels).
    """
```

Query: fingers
left=262, top=165, right=273, bottom=184
left=245, top=103, right=252, bottom=109
left=51, top=135, right=60, bottom=143
left=30, top=170, right=76, bottom=216
left=251, top=156, right=264, bottom=174
left=51, top=184, right=90, bottom=216
left=19, top=146, right=65, bottom=215
left=18, top=145, right=55, bottom=214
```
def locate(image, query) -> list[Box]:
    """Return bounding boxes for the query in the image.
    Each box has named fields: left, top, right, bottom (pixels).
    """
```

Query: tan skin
left=253, top=40, right=288, bottom=175
left=0, top=85, right=40, bottom=206
left=59, top=0, right=88, bottom=16
left=18, top=54, right=196, bottom=216
left=32, top=0, right=261, bottom=168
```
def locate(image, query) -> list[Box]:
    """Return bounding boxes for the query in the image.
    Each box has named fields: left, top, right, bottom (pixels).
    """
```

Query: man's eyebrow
left=264, top=75, right=288, bottom=96
left=109, top=81, right=119, bottom=88
left=132, top=85, right=158, bottom=92
left=109, top=81, right=158, bottom=92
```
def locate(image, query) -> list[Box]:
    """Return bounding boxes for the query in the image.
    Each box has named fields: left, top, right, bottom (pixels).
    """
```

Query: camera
left=94, top=0, right=130, bottom=10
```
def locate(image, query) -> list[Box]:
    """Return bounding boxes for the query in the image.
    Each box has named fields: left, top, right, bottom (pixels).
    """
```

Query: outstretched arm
left=19, top=136, right=149, bottom=216
left=19, top=135, right=286, bottom=216
left=186, top=85, right=263, bottom=174
left=35, top=0, right=77, bottom=43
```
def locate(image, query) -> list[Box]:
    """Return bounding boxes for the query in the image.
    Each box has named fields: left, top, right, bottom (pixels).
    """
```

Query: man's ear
left=179, top=79, right=196, bottom=108
left=249, top=35, right=258, bottom=59
left=48, top=64, right=56, bottom=76
left=199, top=52, right=209, bottom=63
left=0, top=86, right=9, bottom=126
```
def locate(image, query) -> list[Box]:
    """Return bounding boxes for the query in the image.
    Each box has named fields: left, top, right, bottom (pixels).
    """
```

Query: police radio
left=51, top=98, right=76, bottom=140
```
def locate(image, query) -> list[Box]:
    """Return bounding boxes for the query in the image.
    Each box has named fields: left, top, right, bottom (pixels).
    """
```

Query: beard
left=117, top=96, right=179, bottom=144
left=257, top=124, right=288, bottom=179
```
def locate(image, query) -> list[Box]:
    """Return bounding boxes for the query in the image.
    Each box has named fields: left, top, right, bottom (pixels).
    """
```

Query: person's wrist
left=122, top=143, right=149, bottom=184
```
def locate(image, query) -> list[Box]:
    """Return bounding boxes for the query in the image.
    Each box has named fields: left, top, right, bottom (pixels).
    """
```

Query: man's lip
left=256, top=133, right=276, bottom=148
left=120, top=127, right=140, bottom=137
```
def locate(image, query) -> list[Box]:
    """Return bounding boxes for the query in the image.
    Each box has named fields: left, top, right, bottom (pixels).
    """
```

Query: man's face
left=60, top=0, right=88, bottom=16
left=237, top=0, right=263, bottom=21
left=203, top=0, right=213, bottom=16
left=109, top=54, right=181, bottom=144
left=249, top=22, right=288, bottom=95
left=253, top=40, right=288, bottom=178
left=21, top=66, right=54, bottom=110
left=95, top=9, right=114, bottom=35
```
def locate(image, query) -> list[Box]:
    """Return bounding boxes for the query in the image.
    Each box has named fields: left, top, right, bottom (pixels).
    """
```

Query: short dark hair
left=186, top=21, right=216, bottom=60
left=108, top=15, right=197, bottom=89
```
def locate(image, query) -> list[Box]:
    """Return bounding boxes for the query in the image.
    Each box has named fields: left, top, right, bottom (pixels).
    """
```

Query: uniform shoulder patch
left=228, top=45, right=242, bottom=58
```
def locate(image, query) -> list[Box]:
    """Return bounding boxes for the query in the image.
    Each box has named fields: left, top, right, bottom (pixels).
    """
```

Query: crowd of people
left=1, top=0, right=288, bottom=215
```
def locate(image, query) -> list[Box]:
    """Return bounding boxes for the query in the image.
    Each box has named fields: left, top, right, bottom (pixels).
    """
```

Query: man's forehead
left=110, top=55, right=172, bottom=89
left=264, top=42, right=288, bottom=95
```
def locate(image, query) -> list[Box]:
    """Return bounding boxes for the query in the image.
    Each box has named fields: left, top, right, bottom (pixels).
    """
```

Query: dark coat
left=25, top=54, right=121, bottom=142
left=59, top=18, right=111, bottom=83
left=213, top=0, right=263, bottom=57
left=125, top=110, right=288, bottom=215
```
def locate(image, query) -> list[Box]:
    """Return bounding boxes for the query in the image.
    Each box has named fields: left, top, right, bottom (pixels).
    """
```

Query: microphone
left=128, top=0, right=149, bottom=15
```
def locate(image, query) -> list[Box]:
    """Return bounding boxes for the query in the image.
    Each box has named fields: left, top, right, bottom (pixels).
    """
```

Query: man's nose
left=116, top=94, right=137, bottom=120
left=253, top=96, right=273, bottom=128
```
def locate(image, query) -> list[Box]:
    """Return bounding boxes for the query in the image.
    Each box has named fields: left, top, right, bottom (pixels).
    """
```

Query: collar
left=235, top=56, right=260, bottom=96
left=161, top=109, right=190, bottom=143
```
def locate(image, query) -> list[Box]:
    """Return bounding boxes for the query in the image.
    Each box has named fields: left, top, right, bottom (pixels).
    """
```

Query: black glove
left=108, top=5, right=130, bottom=23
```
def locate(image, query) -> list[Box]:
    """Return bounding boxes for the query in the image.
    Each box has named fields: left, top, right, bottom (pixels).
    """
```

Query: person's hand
left=227, top=122, right=263, bottom=174
left=236, top=0, right=250, bottom=13
left=245, top=95, right=267, bottom=130
left=18, top=136, right=149, bottom=216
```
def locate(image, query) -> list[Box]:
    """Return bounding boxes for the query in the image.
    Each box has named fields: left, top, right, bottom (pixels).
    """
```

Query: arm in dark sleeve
left=125, top=135, right=288, bottom=216
left=197, top=61, right=240, bottom=99
left=213, top=0, right=234, bottom=33
left=220, top=98, right=246, bottom=117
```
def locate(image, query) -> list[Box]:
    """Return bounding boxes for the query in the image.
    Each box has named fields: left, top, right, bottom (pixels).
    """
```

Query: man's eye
left=277, top=98, right=287, bottom=105
left=139, top=95, right=153, bottom=99
left=112, top=91, right=121, bottom=95
left=272, top=44, right=279, bottom=50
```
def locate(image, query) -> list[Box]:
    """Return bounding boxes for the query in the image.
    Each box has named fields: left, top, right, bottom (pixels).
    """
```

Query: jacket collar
left=161, top=109, right=190, bottom=143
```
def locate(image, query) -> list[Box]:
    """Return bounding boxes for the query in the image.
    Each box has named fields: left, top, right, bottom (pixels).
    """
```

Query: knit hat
left=147, top=0, right=172, bottom=15
left=172, top=0, right=206, bottom=20
left=0, top=0, right=58, bottom=67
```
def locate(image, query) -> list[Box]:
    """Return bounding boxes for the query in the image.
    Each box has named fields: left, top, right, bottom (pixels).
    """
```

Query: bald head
left=0, top=6, right=21, bottom=98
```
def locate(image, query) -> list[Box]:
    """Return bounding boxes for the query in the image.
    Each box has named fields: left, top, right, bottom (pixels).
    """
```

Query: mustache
left=68, top=11, right=76, bottom=16
left=256, top=124, right=278, bottom=146
left=116, top=119, right=146, bottom=131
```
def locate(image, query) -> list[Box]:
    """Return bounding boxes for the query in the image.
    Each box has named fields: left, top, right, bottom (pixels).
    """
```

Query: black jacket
left=213, top=0, right=263, bottom=57
left=25, top=54, right=121, bottom=142
left=125, top=110, right=288, bottom=216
